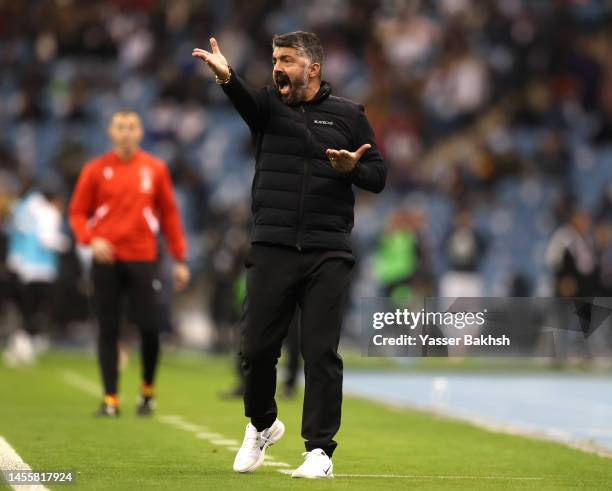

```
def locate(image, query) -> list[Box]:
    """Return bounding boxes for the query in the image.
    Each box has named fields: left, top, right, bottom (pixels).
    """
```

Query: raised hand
left=192, top=37, right=230, bottom=81
left=325, top=144, right=371, bottom=173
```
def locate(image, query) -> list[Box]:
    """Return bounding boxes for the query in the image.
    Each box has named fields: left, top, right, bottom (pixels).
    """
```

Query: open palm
left=192, top=37, right=230, bottom=81
left=326, top=144, right=371, bottom=173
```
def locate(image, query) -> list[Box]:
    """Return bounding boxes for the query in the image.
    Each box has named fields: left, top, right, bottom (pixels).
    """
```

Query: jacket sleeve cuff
left=345, top=162, right=362, bottom=182
left=172, top=248, right=187, bottom=263
left=220, top=67, right=236, bottom=91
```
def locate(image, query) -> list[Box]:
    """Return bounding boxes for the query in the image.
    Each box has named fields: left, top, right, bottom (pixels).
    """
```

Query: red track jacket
left=69, top=149, right=187, bottom=262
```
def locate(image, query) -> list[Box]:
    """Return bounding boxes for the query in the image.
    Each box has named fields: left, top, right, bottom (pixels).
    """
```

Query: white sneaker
left=291, top=448, right=334, bottom=479
left=233, top=419, right=285, bottom=473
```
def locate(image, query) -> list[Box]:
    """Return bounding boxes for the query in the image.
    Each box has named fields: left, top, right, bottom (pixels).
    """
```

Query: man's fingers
left=192, top=48, right=212, bottom=57
left=98, top=253, right=112, bottom=264
left=354, top=143, right=372, bottom=159
left=103, top=245, right=114, bottom=262
left=174, top=271, right=190, bottom=291
left=192, top=49, right=212, bottom=61
left=326, top=149, right=341, bottom=159
left=327, top=144, right=371, bottom=162
left=327, top=150, right=341, bottom=170
left=173, top=275, right=182, bottom=290
left=210, top=37, right=221, bottom=54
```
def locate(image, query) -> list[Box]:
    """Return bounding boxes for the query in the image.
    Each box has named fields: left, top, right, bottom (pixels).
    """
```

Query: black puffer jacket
left=222, top=70, right=386, bottom=252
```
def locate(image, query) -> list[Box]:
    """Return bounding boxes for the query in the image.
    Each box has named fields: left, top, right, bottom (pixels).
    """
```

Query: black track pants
left=92, top=261, right=161, bottom=395
left=240, top=243, right=353, bottom=457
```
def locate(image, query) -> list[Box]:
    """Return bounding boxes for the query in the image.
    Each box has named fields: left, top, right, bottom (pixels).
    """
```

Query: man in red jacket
left=69, top=109, right=190, bottom=417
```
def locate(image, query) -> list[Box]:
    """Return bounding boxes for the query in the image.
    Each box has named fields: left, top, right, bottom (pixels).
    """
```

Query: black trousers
left=235, top=308, right=300, bottom=392
left=240, top=243, right=353, bottom=457
left=91, top=261, right=161, bottom=395
left=11, top=277, right=53, bottom=336
left=283, top=310, right=301, bottom=390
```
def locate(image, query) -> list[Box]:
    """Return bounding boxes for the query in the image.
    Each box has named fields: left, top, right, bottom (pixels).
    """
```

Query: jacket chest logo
left=103, top=166, right=114, bottom=180
left=139, top=166, right=153, bottom=193
left=313, top=119, right=334, bottom=126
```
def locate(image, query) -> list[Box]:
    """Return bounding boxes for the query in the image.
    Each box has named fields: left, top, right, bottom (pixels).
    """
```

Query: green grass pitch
left=1, top=350, right=611, bottom=490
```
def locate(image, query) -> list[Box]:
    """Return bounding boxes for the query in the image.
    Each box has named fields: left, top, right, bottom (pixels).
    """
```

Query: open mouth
left=275, top=73, right=291, bottom=94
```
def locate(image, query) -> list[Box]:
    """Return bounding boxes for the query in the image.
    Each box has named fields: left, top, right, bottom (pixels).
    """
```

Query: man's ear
left=309, top=62, right=321, bottom=80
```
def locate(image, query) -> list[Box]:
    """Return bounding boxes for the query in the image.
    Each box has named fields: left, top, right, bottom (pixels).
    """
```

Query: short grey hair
left=272, top=31, right=323, bottom=68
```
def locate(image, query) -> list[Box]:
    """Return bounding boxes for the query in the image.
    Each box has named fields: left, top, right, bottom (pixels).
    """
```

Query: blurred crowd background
left=2, top=0, right=612, bottom=360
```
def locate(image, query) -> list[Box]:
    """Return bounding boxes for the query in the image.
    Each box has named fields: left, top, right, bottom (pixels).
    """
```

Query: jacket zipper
left=296, top=105, right=310, bottom=251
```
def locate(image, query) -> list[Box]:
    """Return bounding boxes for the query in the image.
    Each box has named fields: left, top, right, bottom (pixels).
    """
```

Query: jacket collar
left=109, top=148, right=142, bottom=164
left=305, top=80, right=332, bottom=104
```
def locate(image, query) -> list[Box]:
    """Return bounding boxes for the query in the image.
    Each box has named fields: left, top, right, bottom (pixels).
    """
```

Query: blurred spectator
left=373, top=209, right=431, bottom=304
left=207, top=207, right=249, bottom=353
left=546, top=208, right=598, bottom=362
left=439, top=209, right=487, bottom=298
left=3, top=180, right=69, bottom=366
left=546, top=209, right=597, bottom=297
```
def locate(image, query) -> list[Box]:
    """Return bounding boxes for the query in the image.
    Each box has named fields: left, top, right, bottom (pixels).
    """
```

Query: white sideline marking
left=333, top=474, right=544, bottom=480
left=158, top=415, right=183, bottom=424
left=276, top=469, right=543, bottom=480
left=210, top=439, right=239, bottom=446
left=158, top=416, right=209, bottom=433
left=195, top=432, right=224, bottom=440
left=158, top=415, right=293, bottom=468
left=175, top=422, right=204, bottom=432
left=0, top=437, right=50, bottom=490
left=60, top=370, right=100, bottom=397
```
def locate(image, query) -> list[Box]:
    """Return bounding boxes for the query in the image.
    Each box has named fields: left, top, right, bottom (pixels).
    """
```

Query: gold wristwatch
left=215, top=66, right=232, bottom=85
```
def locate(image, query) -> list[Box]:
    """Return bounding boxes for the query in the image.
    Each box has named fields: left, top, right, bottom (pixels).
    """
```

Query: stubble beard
left=277, top=69, right=310, bottom=105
